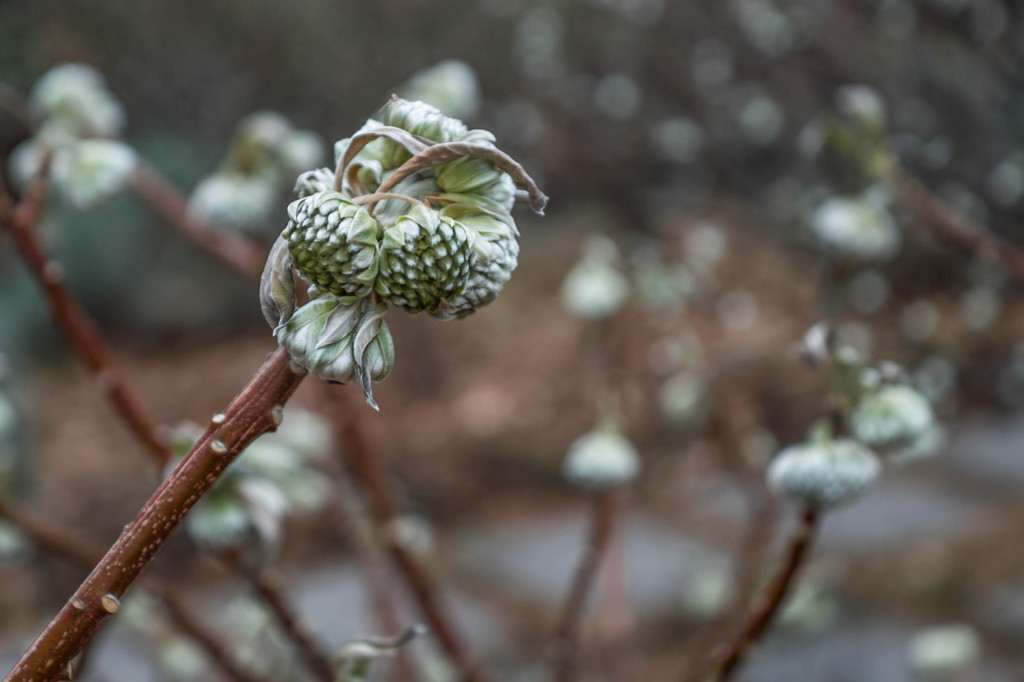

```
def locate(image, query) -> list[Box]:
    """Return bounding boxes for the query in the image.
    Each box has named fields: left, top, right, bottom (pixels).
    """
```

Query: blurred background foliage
left=4, top=1, right=1024, bottom=681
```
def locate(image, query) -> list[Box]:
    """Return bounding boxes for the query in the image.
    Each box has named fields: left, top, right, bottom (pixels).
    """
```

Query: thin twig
left=0, top=496, right=275, bottom=682
left=248, top=569, right=335, bottom=682
left=888, top=165, right=1024, bottom=286
left=127, top=162, right=268, bottom=280
left=706, top=505, right=821, bottom=682
left=550, top=490, right=621, bottom=682
left=327, top=388, right=493, bottom=682
left=4, top=348, right=306, bottom=682
left=0, top=168, right=172, bottom=468
left=321, top=455, right=420, bottom=682
left=151, top=586, right=277, bottom=682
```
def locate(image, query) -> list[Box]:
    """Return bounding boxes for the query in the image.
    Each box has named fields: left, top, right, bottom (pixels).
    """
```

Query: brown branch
left=888, top=166, right=1024, bottom=285
left=321, top=455, right=420, bottom=682
left=128, top=162, right=268, bottom=280
left=248, top=569, right=335, bottom=682
left=0, top=171, right=172, bottom=468
left=550, top=490, right=621, bottom=682
left=327, top=388, right=492, bottom=682
left=706, top=505, right=821, bottom=682
left=0, top=497, right=274, bottom=682
left=3, top=348, right=306, bottom=682
left=150, top=586, right=276, bottom=682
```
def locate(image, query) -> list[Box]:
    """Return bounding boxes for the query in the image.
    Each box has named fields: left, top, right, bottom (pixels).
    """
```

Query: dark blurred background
left=2, top=1, right=1024, bottom=681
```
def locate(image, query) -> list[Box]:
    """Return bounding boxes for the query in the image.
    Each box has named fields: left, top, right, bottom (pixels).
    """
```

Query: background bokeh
left=2, top=1, right=1024, bottom=680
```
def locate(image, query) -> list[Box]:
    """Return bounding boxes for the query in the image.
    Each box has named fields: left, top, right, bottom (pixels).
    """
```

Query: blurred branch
left=128, top=161, right=268, bottom=280
left=887, top=164, right=1024, bottom=285
left=704, top=505, right=821, bottom=682
left=0, top=160, right=173, bottom=468
left=321, top=454, right=420, bottom=682
left=549, top=490, right=621, bottom=682
left=0, top=496, right=275, bottom=682
left=327, top=388, right=493, bottom=682
left=247, top=568, right=335, bottom=682
left=4, top=348, right=306, bottom=682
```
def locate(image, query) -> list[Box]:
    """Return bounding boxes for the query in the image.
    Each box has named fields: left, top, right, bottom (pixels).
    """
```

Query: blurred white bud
left=986, top=154, right=1024, bottom=207
left=189, top=173, right=277, bottom=231
left=847, top=269, right=890, bottom=315
left=810, top=193, right=901, bottom=261
left=679, top=567, right=732, bottom=619
left=401, top=60, right=481, bottom=120
left=563, top=425, right=640, bottom=490
left=594, top=73, right=642, bottom=120
left=651, top=118, right=705, bottom=164
left=767, top=438, right=880, bottom=509
left=51, top=139, right=137, bottom=209
left=659, top=371, right=705, bottom=426
left=851, top=384, right=934, bottom=449
left=958, top=286, right=1000, bottom=331
left=29, top=63, right=125, bottom=138
left=738, top=93, right=785, bottom=147
left=836, top=85, right=886, bottom=132
left=562, top=238, right=630, bottom=320
left=279, top=129, right=325, bottom=175
left=907, top=624, right=979, bottom=681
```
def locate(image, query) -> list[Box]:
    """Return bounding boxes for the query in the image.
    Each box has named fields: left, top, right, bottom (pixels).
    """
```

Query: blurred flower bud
left=659, top=371, right=705, bottom=426
left=836, top=85, right=886, bottom=133
left=563, top=424, right=640, bottom=490
left=29, top=63, right=125, bottom=138
left=400, top=60, right=481, bottom=120
left=679, top=566, right=732, bottom=619
left=767, top=438, right=880, bottom=509
left=51, top=139, right=136, bottom=209
left=0, top=519, right=29, bottom=562
left=279, top=129, right=325, bottom=175
left=907, top=624, right=979, bottom=681
left=851, top=384, right=934, bottom=449
left=561, top=237, right=629, bottom=320
left=189, top=173, right=277, bottom=231
left=811, top=192, right=901, bottom=261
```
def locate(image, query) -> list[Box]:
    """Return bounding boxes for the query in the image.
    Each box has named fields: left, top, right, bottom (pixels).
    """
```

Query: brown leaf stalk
left=3, top=348, right=306, bottom=682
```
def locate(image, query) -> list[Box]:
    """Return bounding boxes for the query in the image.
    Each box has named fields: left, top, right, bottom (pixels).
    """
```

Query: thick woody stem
left=0, top=497, right=274, bottom=682
left=128, top=162, right=268, bottom=280
left=3, top=348, right=306, bottom=682
left=707, top=505, right=821, bottom=682
left=328, top=389, right=493, bottom=682
left=0, top=170, right=172, bottom=468
left=550, top=490, right=621, bottom=682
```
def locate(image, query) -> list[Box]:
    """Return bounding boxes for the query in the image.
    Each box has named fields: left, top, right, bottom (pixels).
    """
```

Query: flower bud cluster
left=262, top=97, right=546, bottom=408
left=9, top=64, right=137, bottom=209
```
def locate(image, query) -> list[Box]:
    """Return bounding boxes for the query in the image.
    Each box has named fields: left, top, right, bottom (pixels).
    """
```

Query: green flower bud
left=767, top=438, right=880, bottom=509
left=561, top=238, right=630, bottom=320
left=428, top=205, right=519, bottom=320
left=282, top=191, right=383, bottom=300
left=380, top=97, right=468, bottom=144
left=851, top=384, right=934, bottom=449
left=294, top=167, right=335, bottom=198
left=275, top=295, right=394, bottom=409
left=563, top=425, right=640, bottom=490
left=375, top=203, right=475, bottom=315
